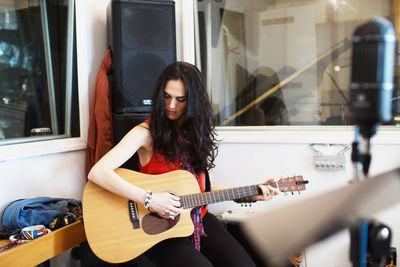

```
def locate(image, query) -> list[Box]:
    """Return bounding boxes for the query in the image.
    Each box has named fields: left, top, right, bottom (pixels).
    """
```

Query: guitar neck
left=180, top=182, right=277, bottom=209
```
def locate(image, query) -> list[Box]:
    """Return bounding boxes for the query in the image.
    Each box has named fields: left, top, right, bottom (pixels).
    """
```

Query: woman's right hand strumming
left=149, top=192, right=183, bottom=220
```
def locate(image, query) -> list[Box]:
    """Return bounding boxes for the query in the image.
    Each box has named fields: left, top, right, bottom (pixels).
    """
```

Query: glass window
left=0, top=0, right=79, bottom=143
left=196, top=0, right=399, bottom=127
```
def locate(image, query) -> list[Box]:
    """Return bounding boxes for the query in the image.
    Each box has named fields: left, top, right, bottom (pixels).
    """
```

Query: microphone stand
left=351, top=126, right=361, bottom=182
left=350, top=219, right=392, bottom=267
left=351, top=124, right=377, bottom=181
left=350, top=125, right=392, bottom=267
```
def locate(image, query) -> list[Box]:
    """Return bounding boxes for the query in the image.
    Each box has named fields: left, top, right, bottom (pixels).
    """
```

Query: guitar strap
left=205, top=170, right=211, bottom=192
left=202, top=170, right=211, bottom=211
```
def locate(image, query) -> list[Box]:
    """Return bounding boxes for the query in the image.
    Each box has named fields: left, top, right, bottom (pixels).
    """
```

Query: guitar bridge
left=128, top=200, right=140, bottom=229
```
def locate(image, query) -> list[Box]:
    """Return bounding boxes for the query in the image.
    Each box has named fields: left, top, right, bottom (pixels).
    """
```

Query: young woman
left=88, top=61, right=279, bottom=266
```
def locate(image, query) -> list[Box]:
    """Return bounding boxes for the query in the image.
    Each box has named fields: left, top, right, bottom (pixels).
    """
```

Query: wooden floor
left=0, top=221, right=86, bottom=267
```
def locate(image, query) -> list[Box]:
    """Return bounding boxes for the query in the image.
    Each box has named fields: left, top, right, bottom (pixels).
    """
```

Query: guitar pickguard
left=142, top=213, right=180, bottom=235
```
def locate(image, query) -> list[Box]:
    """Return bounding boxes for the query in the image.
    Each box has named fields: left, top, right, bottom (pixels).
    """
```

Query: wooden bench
left=0, top=221, right=86, bottom=267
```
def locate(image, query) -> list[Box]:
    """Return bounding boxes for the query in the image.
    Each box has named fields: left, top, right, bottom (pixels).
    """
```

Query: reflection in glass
left=0, top=0, right=79, bottom=142
left=196, top=0, right=399, bottom=126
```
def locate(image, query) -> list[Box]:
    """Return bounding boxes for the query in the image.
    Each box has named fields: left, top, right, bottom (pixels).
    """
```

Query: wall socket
left=314, top=154, right=346, bottom=170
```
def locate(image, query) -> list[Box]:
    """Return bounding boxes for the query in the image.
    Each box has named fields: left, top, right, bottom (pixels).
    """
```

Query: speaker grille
left=122, top=4, right=171, bottom=49
left=122, top=53, right=167, bottom=107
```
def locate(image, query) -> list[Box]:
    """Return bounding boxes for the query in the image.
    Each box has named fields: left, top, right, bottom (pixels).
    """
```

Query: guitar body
left=82, top=168, right=200, bottom=263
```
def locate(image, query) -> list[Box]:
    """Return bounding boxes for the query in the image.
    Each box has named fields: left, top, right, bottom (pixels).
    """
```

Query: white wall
left=209, top=129, right=400, bottom=266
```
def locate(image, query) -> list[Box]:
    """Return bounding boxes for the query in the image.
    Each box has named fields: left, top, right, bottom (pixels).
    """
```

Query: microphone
left=350, top=16, right=396, bottom=176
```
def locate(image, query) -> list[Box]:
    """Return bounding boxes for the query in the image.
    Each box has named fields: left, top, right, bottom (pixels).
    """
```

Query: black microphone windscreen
left=350, top=16, right=395, bottom=128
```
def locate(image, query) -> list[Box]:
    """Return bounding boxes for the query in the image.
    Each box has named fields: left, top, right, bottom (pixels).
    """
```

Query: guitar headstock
left=277, top=175, right=308, bottom=193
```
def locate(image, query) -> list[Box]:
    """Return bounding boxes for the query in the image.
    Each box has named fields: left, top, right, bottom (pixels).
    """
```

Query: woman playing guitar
left=87, top=61, right=279, bottom=266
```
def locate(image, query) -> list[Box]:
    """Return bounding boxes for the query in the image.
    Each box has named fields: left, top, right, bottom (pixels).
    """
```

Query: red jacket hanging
left=85, top=49, right=114, bottom=176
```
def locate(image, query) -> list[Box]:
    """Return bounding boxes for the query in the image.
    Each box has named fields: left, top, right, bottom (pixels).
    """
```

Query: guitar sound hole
left=142, top=212, right=180, bottom=235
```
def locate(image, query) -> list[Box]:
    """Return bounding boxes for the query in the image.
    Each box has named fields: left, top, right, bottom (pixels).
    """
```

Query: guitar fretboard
left=180, top=182, right=276, bottom=209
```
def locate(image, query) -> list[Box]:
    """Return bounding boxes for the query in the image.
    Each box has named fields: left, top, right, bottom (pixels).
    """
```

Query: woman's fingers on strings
left=258, top=185, right=277, bottom=200
left=268, top=185, right=280, bottom=195
left=169, top=198, right=181, bottom=209
left=262, top=179, right=280, bottom=196
left=169, top=205, right=183, bottom=214
left=263, top=185, right=273, bottom=200
left=167, top=207, right=183, bottom=220
left=167, top=193, right=181, bottom=207
left=169, top=193, right=180, bottom=201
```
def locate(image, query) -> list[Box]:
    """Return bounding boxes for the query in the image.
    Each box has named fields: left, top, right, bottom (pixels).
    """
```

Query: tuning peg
left=291, top=192, right=294, bottom=195
left=296, top=180, right=309, bottom=185
left=298, top=191, right=301, bottom=195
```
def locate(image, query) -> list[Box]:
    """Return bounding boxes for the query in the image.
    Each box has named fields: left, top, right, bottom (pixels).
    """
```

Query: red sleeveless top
left=138, top=120, right=207, bottom=217
left=138, top=150, right=181, bottom=174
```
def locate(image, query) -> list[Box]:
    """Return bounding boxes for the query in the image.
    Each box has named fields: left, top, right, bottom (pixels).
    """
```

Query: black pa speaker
left=108, top=0, right=176, bottom=113
left=113, top=113, right=151, bottom=171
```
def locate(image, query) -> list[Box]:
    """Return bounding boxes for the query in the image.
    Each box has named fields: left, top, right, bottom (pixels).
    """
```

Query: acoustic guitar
left=82, top=168, right=308, bottom=263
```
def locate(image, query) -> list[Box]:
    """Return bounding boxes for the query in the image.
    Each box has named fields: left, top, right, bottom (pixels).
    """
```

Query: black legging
left=79, top=212, right=256, bottom=267
left=144, top=212, right=256, bottom=267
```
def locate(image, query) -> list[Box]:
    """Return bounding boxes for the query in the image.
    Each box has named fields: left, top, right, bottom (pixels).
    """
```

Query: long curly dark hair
left=150, top=62, right=218, bottom=173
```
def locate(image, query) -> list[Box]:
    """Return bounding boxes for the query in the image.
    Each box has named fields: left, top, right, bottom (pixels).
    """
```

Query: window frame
left=216, top=126, right=400, bottom=145
left=0, top=0, right=89, bottom=161
left=187, top=0, right=400, bottom=145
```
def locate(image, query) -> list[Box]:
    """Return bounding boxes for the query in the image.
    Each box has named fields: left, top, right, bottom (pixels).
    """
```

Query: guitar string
left=186, top=186, right=257, bottom=207
left=180, top=177, right=304, bottom=208
left=181, top=184, right=262, bottom=208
